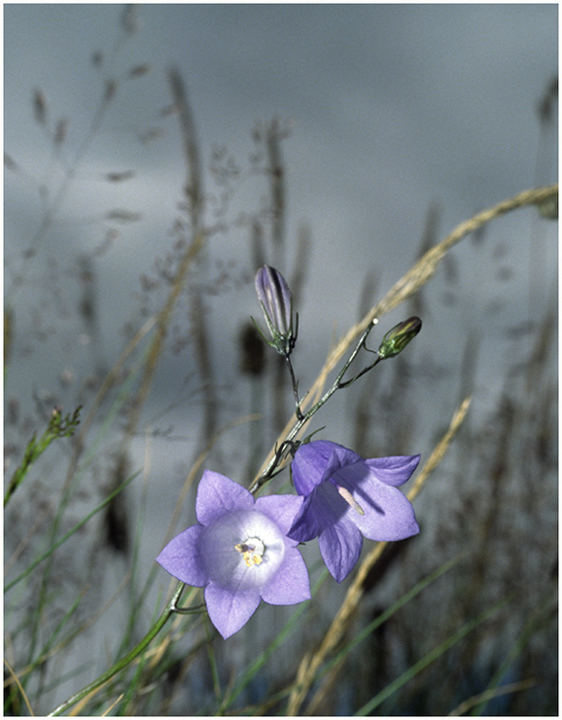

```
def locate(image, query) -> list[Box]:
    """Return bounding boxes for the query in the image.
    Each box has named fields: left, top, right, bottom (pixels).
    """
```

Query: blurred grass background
left=4, top=5, right=557, bottom=716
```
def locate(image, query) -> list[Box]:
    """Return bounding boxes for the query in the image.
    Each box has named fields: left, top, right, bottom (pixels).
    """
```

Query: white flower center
left=201, top=509, right=285, bottom=589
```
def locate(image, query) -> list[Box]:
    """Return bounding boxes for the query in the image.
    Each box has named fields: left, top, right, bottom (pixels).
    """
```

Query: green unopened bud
left=378, top=316, right=422, bottom=359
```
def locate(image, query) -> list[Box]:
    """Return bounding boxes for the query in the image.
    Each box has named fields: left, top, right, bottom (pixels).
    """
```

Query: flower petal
left=261, top=546, right=311, bottom=605
left=287, top=493, right=324, bottom=542
left=347, top=471, right=420, bottom=541
left=156, top=524, right=208, bottom=586
left=256, top=493, right=303, bottom=538
left=318, top=518, right=363, bottom=583
left=205, top=582, right=261, bottom=639
left=364, top=455, right=421, bottom=487
left=292, top=440, right=361, bottom=495
left=255, top=265, right=293, bottom=338
left=196, top=470, right=254, bottom=525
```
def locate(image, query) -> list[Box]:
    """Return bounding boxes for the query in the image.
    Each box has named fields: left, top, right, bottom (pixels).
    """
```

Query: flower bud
left=254, top=265, right=297, bottom=356
left=377, top=316, right=422, bottom=359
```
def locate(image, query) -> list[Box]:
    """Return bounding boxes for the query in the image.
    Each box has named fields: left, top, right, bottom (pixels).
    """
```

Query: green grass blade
left=217, top=569, right=330, bottom=714
left=21, top=588, right=86, bottom=687
left=355, top=597, right=509, bottom=716
left=324, top=553, right=464, bottom=677
left=5, top=472, right=138, bottom=593
left=470, top=591, right=556, bottom=715
left=4, top=406, right=82, bottom=507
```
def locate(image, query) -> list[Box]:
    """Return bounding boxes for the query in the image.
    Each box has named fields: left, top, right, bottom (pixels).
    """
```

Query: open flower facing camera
left=157, top=470, right=310, bottom=638
left=287, top=441, right=420, bottom=582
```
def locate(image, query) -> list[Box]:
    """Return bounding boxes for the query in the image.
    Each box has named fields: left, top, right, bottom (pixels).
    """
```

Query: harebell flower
left=157, top=470, right=310, bottom=638
left=288, top=441, right=420, bottom=582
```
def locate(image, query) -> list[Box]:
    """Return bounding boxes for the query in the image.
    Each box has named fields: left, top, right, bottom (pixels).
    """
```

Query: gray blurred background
left=4, top=4, right=558, bottom=715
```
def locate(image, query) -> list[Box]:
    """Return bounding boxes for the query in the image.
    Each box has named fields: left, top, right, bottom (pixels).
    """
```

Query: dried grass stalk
left=253, top=184, right=557, bottom=485
left=307, top=185, right=557, bottom=403
left=287, top=396, right=472, bottom=715
left=123, top=68, right=207, bottom=446
left=448, top=677, right=536, bottom=716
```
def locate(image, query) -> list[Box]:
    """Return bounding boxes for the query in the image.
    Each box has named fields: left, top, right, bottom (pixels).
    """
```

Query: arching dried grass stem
left=287, top=396, right=472, bottom=715
left=254, top=184, right=557, bottom=484
left=307, top=185, right=557, bottom=405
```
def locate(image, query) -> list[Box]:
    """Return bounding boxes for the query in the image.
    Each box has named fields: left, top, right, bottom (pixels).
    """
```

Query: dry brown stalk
left=4, top=659, right=35, bottom=716
left=287, top=396, right=472, bottom=715
left=117, top=72, right=206, bottom=450
left=448, top=677, right=536, bottom=716
left=101, top=693, right=125, bottom=716
left=253, top=184, right=557, bottom=485
left=123, top=231, right=205, bottom=441
left=168, top=67, right=218, bottom=452
left=304, top=185, right=557, bottom=405
left=267, top=118, right=286, bottom=257
left=68, top=683, right=108, bottom=716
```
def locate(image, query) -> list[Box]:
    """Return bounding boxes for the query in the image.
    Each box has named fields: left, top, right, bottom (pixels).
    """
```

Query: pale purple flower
left=157, top=470, right=310, bottom=639
left=288, top=441, right=420, bottom=582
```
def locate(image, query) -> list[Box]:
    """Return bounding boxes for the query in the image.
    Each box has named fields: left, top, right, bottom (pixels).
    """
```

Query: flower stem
left=48, top=581, right=186, bottom=716
left=250, top=318, right=380, bottom=492
left=285, top=355, right=304, bottom=420
left=337, top=354, right=382, bottom=388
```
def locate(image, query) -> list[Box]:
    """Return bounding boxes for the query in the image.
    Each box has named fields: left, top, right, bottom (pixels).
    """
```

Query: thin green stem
left=285, top=355, right=304, bottom=420
left=5, top=473, right=137, bottom=594
left=170, top=602, right=206, bottom=615
left=355, top=597, right=510, bottom=716
left=337, top=355, right=382, bottom=388
left=48, top=581, right=185, bottom=716
left=250, top=318, right=380, bottom=492
left=4, top=406, right=81, bottom=507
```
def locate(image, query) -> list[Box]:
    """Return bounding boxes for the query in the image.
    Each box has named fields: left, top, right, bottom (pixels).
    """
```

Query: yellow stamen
left=235, top=537, right=265, bottom=567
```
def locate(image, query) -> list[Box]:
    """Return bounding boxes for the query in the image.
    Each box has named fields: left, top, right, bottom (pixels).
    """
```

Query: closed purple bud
left=254, top=265, right=297, bottom=356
